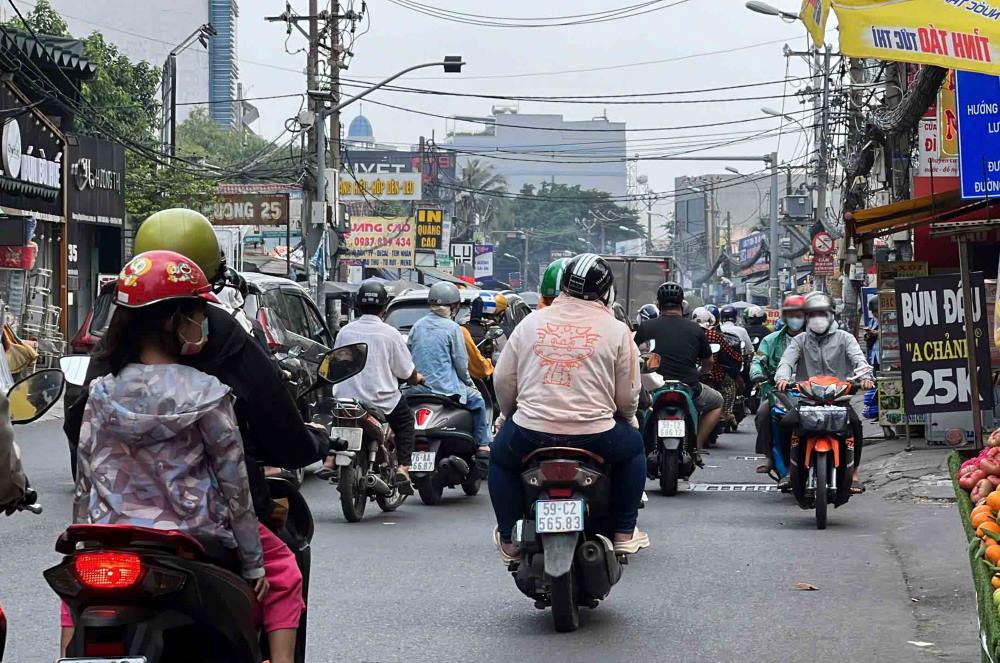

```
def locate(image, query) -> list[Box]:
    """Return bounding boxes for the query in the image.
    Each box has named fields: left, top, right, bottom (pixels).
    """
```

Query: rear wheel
left=815, top=452, right=828, bottom=530
left=547, top=569, right=580, bottom=633
left=339, top=461, right=368, bottom=522
left=461, top=470, right=482, bottom=496
left=659, top=447, right=680, bottom=496
left=376, top=470, right=407, bottom=512
left=417, top=474, right=444, bottom=505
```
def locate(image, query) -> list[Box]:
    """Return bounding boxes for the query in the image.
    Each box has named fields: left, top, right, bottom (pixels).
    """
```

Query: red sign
left=811, top=231, right=835, bottom=255
left=812, top=253, right=835, bottom=275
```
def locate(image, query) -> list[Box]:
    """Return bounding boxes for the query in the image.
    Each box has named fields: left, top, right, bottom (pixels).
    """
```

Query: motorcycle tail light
left=548, top=487, right=573, bottom=498
left=539, top=461, right=580, bottom=483
left=86, top=641, right=126, bottom=656
left=658, top=391, right=687, bottom=407
left=73, top=552, right=143, bottom=590
left=414, top=408, right=431, bottom=427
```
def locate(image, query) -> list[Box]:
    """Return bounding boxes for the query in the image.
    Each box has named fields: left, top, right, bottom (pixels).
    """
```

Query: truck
left=601, top=255, right=676, bottom=321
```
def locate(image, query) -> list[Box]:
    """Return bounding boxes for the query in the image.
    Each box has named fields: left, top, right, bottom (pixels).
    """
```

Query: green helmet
left=134, top=208, right=223, bottom=281
left=540, top=258, right=570, bottom=298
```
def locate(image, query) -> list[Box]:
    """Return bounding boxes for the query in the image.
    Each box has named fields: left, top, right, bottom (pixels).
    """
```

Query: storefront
left=66, top=134, right=125, bottom=335
left=0, top=80, right=66, bottom=355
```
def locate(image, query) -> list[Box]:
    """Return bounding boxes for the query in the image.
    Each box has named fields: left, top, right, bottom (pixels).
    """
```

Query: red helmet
left=116, top=250, right=215, bottom=308
left=781, top=295, right=806, bottom=313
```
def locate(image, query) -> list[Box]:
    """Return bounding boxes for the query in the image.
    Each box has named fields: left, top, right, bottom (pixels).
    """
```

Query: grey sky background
left=239, top=0, right=823, bottom=212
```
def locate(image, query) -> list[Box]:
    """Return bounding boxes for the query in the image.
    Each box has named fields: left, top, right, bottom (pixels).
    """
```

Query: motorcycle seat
left=522, top=446, right=605, bottom=466
left=56, top=524, right=239, bottom=571
left=358, top=400, right=388, bottom=422
left=406, top=392, right=470, bottom=411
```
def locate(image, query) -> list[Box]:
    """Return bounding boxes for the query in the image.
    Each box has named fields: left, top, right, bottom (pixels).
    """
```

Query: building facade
left=447, top=108, right=627, bottom=198
left=31, top=0, right=239, bottom=126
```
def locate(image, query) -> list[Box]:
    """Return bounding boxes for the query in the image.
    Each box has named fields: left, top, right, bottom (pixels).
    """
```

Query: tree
left=177, top=107, right=279, bottom=171
left=454, top=159, right=507, bottom=241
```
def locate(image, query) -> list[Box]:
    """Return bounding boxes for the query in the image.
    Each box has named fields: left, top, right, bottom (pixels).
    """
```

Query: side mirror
left=7, top=369, right=65, bottom=424
left=60, top=355, right=91, bottom=387
left=485, top=326, right=504, bottom=341
left=710, top=343, right=721, bottom=354
left=318, top=343, right=368, bottom=385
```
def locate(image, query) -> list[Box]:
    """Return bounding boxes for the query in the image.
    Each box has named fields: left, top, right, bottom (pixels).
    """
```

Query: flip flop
left=851, top=480, right=866, bottom=495
left=315, top=467, right=336, bottom=481
left=755, top=463, right=773, bottom=474
left=395, top=472, right=414, bottom=496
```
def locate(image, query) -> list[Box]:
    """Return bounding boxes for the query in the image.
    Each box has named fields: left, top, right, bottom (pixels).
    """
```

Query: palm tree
left=454, top=159, right=507, bottom=241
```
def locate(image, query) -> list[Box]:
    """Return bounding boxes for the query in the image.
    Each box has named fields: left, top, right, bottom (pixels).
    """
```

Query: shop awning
left=416, top=266, right=470, bottom=287
left=846, top=188, right=1000, bottom=240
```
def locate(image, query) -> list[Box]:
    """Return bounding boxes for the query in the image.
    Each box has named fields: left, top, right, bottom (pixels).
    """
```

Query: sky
left=236, top=0, right=823, bottom=214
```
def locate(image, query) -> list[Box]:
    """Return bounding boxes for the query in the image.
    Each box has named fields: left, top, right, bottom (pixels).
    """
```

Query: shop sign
left=917, top=117, right=960, bottom=177
left=812, top=253, right=835, bottom=275
left=341, top=216, right=414, bottom=269
left=450, top=242, right=474, bottom=266
left=68, top=135, right=125, bottom=227
left=474, top=244, right=494, bottom=280
left=0, top=82, right=63, bottom=219
left=738, top=231, right=768, bottom=276
left=938, top=70, right=959, bottom=158
left=341, top=150, right=457, bottom=183
left=876, top=260, right=928, bottom=287
left=209, top=193, right=289, bottom=226
left=879, top=290, right=901, bottom=373
left=877, top=375, right=925, bottom=426
left=338, top=172, right=422, bottom=201
left=955, top=71, right=1000, bottom=199
left=415, top=208, right=444, bottom=250
left=896, top=273, right=994, bottom=414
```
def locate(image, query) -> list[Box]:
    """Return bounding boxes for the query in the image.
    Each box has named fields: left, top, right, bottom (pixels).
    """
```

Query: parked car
left=242, top=273, right=333, bottom=358
left=383, top=287, right=480, bottom=339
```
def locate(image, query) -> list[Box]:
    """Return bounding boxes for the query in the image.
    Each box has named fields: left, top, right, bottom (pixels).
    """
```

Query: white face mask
left=808, top=315, right=831, bottom=334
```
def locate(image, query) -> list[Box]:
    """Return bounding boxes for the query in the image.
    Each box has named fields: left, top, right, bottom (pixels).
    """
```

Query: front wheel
left=659, top=447, right=680, bottom=496
left=547, top=570, right=580, bottom=633
left=461, top=473, right=482, bottom=496
left=815, top=452, right=828, bottom=530
left=339, top=463, right=368, bottom=522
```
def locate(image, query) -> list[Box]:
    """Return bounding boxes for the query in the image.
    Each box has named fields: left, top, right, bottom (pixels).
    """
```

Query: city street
left=1, top=417, right=979, bottom=662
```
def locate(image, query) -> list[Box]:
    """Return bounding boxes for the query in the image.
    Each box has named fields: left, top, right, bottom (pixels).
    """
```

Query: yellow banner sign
left=833, top=0, right=1000, bottom=75
left=801, top=0, right=832, bottom=47
left=342, top=216, right=415, bottom=269
left=938, top=70, right=959, bottom=157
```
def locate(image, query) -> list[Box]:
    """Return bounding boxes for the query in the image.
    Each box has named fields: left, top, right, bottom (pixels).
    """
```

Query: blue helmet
left=705, top=304, right=720, bottom=320
left=471, top=291, right=498, bottom=318
left=636, top=303, right=659, bottom=326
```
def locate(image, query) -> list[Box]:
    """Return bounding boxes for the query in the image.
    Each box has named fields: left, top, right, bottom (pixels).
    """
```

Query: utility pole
left=768, top=151, right=780, bottom=307
left=842, top=56, right=867, bottom=335
left=305, top=0, right=319, bottom=283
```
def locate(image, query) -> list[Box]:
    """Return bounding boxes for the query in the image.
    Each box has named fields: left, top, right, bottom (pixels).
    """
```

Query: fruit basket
left=950, top=450, right=1000, bottom=663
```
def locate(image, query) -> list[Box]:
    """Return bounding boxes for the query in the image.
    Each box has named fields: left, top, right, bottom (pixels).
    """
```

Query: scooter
left=774, top=375, right=862, bottom=529
left=508, top=447, right=625, bottom=632
left=638, top=353, right=700, bottom=496
left=47, top=346, right=367, bottom=662
left=0, top=369, right=65, bottom=663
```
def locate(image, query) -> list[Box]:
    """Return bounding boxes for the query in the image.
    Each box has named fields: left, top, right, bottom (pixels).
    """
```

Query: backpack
left=717, top=330, right=743, bottom=377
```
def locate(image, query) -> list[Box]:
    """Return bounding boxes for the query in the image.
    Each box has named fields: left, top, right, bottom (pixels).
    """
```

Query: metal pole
left=768, top=151, right=780, bottom=307
left=523, top=232, right=529, bottom=289
left=315, top=108, right=327, bottom=302
left=646, top=197, right=653, bottom=254
left=328, top=0, right=341, bottom=286
left=815, top=46, right=831, bottom=233
left=958, top=237, right=984, bottom=449
left=168, top=54, right=176, bottom=157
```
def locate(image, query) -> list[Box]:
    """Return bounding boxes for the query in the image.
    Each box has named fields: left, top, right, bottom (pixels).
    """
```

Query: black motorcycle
left=508, top=447, right=625, bottom=632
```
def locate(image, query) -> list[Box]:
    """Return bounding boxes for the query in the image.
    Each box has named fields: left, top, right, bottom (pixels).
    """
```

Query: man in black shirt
left=634, top=282, right=724, bottom=450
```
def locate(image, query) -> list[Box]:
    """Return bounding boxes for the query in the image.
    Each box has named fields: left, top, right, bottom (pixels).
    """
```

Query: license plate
left=410, top=451, right=436, bottom=473
left=330, top=426, right=363, bottom=451
left=658, top=419, right=685, bottom=437
left=58, top=658, right=147, bottom=663
left=535, top=499, right=585, bottom=533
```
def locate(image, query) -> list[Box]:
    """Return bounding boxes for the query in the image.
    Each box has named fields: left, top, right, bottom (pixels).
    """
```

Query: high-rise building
left=25, top=0, right=239, bottom=126
left=447, top=108, right=627, bottom=197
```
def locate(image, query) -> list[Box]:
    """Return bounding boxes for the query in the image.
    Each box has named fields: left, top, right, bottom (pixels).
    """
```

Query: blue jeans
left=488, top=418, right=646, bottom=542
left=465, top=388, right=492, bottom=448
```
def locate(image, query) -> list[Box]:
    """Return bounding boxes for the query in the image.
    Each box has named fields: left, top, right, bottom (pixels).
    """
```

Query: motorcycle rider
left=749, top=295, right=806, bottom=478
left=775, top=292, right=874, bottom=493
left=0, top=349, right=27, bottom=516
left=64, top=251, right=301, bottom=663
left=491, top=254, right=648, bottom=559
left=322, top=281, right=424, bottom=493
left=744, top=306, right=771, bottom=349
left=464, top=291, right=504, bottom=364
left=695, top=308, right=744, bottom=429
left=407, top=282, right=493, bottom=461
left=635, top=303, right=659, bottom=328
left=720, top=305, right=753, bottom=359
left=634, top=283, right=724, bottom=452
left=538, top=258, right=570, bottom=308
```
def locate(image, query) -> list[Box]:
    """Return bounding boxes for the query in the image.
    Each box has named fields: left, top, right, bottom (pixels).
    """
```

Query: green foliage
left=454, top=159, right=507, bottom=242
left=177, top=107, right=271, bottom=168
left=125, top=156, right=217, bottom=221
left=6, top=0, right=68, bottom=36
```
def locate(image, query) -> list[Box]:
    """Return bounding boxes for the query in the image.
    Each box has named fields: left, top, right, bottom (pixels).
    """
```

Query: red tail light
left=547, top=487, right=573, bottom=498
left=414, top=408, right=431, bottom=427
left=658, top=392, right=687, bottom=406
left=257, top=309, right=280, bottom=352
left=539, top=460, right=580, bottom=483
left=86, top=642, right=126, bottom=656
left=73, top=552, right=143, bottom=590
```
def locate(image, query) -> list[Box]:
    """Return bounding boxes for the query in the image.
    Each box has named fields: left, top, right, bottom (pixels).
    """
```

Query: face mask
left=785, top=316, right=805, bottom=332
left=807, top=315, right=830, bottom=335
left=179, top=315, right=209, bottom=355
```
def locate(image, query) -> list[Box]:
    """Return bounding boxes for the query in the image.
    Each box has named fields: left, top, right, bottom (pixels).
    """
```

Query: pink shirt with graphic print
left=494, top=294, right=640, bottom=435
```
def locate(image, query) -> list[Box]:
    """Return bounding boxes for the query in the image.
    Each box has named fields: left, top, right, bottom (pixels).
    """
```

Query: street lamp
left=161, top=23, right=217, bottom=156
left=762, top=107, right=811, bottom=156
left=745, top=1, right=799, bottom=20
left=725, top=166, right=765, bottom=223
left=502, top=252, right=523, bottom=286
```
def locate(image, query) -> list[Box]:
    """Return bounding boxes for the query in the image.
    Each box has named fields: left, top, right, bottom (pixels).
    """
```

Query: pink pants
left=61, top=524, right=304, bottom=633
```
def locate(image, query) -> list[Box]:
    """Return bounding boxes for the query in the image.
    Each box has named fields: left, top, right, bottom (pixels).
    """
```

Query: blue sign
left=955, top=71, right=1000, bottom=199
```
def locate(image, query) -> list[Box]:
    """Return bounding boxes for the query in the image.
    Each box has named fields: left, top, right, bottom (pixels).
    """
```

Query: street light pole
left=161, top=23, right=216, bottom=156
left=768, top=151, right=781, bottom=307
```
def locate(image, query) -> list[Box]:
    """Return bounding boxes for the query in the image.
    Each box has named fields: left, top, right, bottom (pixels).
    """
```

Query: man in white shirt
left=330, top=281, right=423, bottom=493
left=720, top=305, right=753, bottom=358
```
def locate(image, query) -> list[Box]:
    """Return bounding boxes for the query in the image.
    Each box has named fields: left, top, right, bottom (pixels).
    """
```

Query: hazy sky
left=237, top=0, right=823, bottom=209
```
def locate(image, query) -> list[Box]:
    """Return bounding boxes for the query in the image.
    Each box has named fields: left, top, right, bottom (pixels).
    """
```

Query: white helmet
left=692, top=306, right=715, bottom=329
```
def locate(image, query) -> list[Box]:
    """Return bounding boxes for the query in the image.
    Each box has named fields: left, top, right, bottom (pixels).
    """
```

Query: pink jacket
left=494, top=295, right=640, bottom=435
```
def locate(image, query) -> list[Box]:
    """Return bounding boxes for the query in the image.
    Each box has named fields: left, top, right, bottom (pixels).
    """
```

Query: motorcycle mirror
left=60, top=355, right=91, bottom=387
left=318, top=343, right=369, bottom=385
left=485, top=326, right=504, bottom=341
left=639, top=352, right=661, bottom=373
left=7, top=369, right=65, bottom=425
left=710, top=343, right=721, bottom=353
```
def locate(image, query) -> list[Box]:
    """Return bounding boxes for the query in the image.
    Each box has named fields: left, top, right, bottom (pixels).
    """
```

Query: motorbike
left=406, top=328, right=501, bottom=506
left=508, top=446, right=625, bottom=633
left=47, top=346, right=367, bottom=663
left=773, top=375, right=862, bottom=529
left=316, top=348, right=407, bottom=522
left=638, top=353, right=700, bottom=496
left=0, top=369, right=65, bottom=663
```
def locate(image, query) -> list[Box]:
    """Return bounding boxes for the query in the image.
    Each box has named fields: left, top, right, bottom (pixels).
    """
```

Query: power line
left=385, top=0, right=695, bottom=28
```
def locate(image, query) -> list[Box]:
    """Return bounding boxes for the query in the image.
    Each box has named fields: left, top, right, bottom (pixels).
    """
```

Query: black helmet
left=356, top=280, right=389, bottom=311
left=636, top=303, right=659, bottom=325
left=720, top=305, right=738, bottom=322
left=656, top=281, right=684, bottom=308
left=561, top=253, right=614, bottom=302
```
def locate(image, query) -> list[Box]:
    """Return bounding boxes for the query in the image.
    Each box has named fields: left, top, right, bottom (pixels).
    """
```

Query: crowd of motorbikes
left=0, top=292, right=869, bottom=657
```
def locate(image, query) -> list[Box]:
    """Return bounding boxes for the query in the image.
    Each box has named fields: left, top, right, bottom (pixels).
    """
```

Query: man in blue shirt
left=407, top=282, right=492, bottom=451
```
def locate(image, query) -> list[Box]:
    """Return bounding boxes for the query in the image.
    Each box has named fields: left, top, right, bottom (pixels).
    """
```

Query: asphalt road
left=0, top=418, right=979, bottom=662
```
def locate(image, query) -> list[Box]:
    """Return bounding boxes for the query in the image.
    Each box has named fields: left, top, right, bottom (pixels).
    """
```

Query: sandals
left=492, top=527, right=519, bottom=564
left=315, top=467, right=336, bottom=481
left=395, top=471, right=415, bottom=496
left=613, top=528, right=651, bottom=555
left=851, top=480, right=866, bottom=495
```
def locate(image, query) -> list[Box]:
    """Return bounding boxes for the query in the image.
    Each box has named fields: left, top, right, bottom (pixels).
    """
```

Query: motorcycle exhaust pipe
left=364, top=474, right=392, bottom=497
left=576, top=540, right=615, bottom=600
left=438, top=455, right=470, bottom=480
